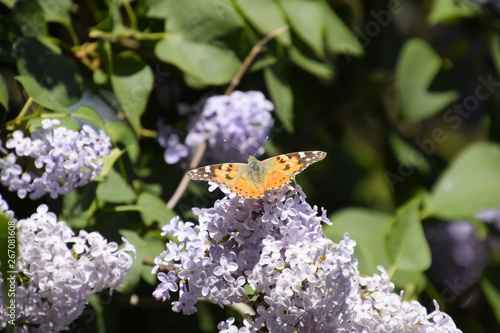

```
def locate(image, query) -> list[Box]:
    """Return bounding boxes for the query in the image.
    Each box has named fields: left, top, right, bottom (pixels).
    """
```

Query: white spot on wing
left=298, top=152, right=306, bottom=158
left=204, top=166, right=211, bottom=172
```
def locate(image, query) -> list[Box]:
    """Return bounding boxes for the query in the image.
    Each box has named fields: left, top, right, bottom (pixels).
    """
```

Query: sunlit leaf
left=0, top=0, right=16, bottom=8
left=136, top=192, right=175, bottom=227
left=165, top=0, right=242, bottom=42
left=155, top=37, right=241, bottom=86
left=14, top=38, right=83, bottom=107
left=106, top=122, right=140, bottom=163
left=425, top=142, right=500, bottom=220
left=396, top=38, right=459, bottom=120
left=72, top=105, right=105, bottom=128
left=237, top=0, right=291, bottom=45
left=38, top=0, right=72, bottom=25
left=288, top=47, right=333, bottom=79
left=96, top=168, right=136, bottom=204
left=428, top=0, right=482, bottom=25
left=385, top=198, right=431, bottom=272
left=111, top=50, right=153, bottom=134
left=326, top=208, right=392, bottom=275
left=281, top=0, right=324, bottom=58
left=323, top=3, right=363, bottom=57
left=0, top=74, right=9, bottom=109
left=15, top=76, right=69, bottom=113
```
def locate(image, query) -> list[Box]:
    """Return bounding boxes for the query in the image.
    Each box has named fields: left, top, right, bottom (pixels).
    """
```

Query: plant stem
left=225, top=25, right=289, bottom=95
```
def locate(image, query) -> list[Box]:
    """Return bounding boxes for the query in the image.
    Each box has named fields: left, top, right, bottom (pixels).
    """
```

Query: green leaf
left=72, top=105, right=105, bottom=128
left=111, top=50, right=153, bottom=134
left=106, top=122, right=140, bottom=163
left=15, top=76, right=69, bottom=113
left=391, top=270, right=427, bottom=299
left=264, top=66, right=293, bottom=132
left=396, top=38, right=459, bottom=120
left=144, top=0, right=169, bottom=19
left=425, top=142, right=500, bottom=220
left=61, top=184, right=97, bottom=229
left=288, top=47, right=333, bottom=79
left=116, top=230, right=144, bottom=293
left=12, top=0, right=47, bottom=37
left=97, top=148, right=125, bottom=180
left=87, top=294, right=105, bottom=332
left=38, top=0, right=72, bottom=25
left=0, top=74, right=9, bottom=109
left=491, top=34, right=500, bottom=77
left=389, top=133, right=430, bottom=175
left=117, top=231, right=166, bottom=291
left=280, top=0, right=324, bottom=58
left=165, top=0, right=242, bottom=42
left=323, top=3, right=363, bottom=57
left=428, top=0, right=482, bottom=25
left=26, top=115, right=79, bottom=132
left=140, top=235, right=166, bottom=285
left=107, top=0, right=124, bottom=30
left=481, top=272, right=500, bottom=325
left=0, top=0, right=16, bottom=8
left=385, top=198, right=431, bottom=273
left=14, top=38, right=83, bottom=107
left=96, top=168, right=136, bottom=204
left=136, top=192, right=175, bottom=227
left=326, top=208, right=392, bottom=275
left=155, top=37, right=241, bottom=86
left=237, top=0, right=291, bottom=45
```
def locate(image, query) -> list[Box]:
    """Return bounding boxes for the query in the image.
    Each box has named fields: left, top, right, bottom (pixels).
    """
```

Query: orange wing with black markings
left=187, top=151, right=326, bottom=199
left=261, top=151, right=326, bottom=191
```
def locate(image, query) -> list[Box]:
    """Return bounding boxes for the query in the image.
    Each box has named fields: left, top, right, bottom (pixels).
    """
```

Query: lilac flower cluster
left=351, top=268, right=461, bottom=332
left=153, top=185, right=462, bottom=332
left=0, top=195, right=136, bottom=332
left=0, top=119, right=111, bottom=199
left=158, top=91, right=274, bottom=167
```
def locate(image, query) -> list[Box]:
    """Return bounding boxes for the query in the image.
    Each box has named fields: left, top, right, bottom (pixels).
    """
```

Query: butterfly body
left=187, top=151, right=326, bottom=199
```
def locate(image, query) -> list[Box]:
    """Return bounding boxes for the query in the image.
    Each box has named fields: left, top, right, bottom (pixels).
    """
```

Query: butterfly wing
left=187, top=151, right=326, bottom=199
left=187, top=163, right=265, bottom=198
left=261, top=151, right=327, bottom=190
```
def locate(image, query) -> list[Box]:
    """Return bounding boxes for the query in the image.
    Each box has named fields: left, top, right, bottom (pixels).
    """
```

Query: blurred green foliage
left=1, top=0, right=500, bottom=332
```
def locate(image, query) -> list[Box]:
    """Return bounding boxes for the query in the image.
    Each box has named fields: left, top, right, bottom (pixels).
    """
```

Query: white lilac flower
left=158, top=91, right=274, bottom=167
left=0, top=199, right=136, bottom=332
left=152, top=184, right=462, bottom=332
left=0, top=119, right=111, bottom=199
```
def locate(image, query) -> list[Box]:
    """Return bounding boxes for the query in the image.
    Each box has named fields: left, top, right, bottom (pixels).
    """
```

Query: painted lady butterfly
left=187, top=151, right=327, bottom=199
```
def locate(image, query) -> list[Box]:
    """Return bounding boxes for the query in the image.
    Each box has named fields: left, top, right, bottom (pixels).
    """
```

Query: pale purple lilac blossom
left=0, top=195, right=136, bottom=332
left=0, top=119, right=111, bottom=199
left=158, top=91, right=274, bottom=167
left=153, top=184, right=462, bottom=332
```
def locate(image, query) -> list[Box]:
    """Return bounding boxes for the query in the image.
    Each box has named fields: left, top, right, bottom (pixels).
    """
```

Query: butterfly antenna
left=253, top=136, right=269, bottom=156
left=223, top=140, right=251, bottom=157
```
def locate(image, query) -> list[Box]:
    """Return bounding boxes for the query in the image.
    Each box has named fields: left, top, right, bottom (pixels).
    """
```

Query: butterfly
left=187, top=151, right=326, bottom=199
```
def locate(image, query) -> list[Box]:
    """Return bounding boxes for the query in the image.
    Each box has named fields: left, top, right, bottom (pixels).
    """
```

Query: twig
left=224, top=25, right=289, bottom=95
left=166, top=133, right=209, bottom=210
